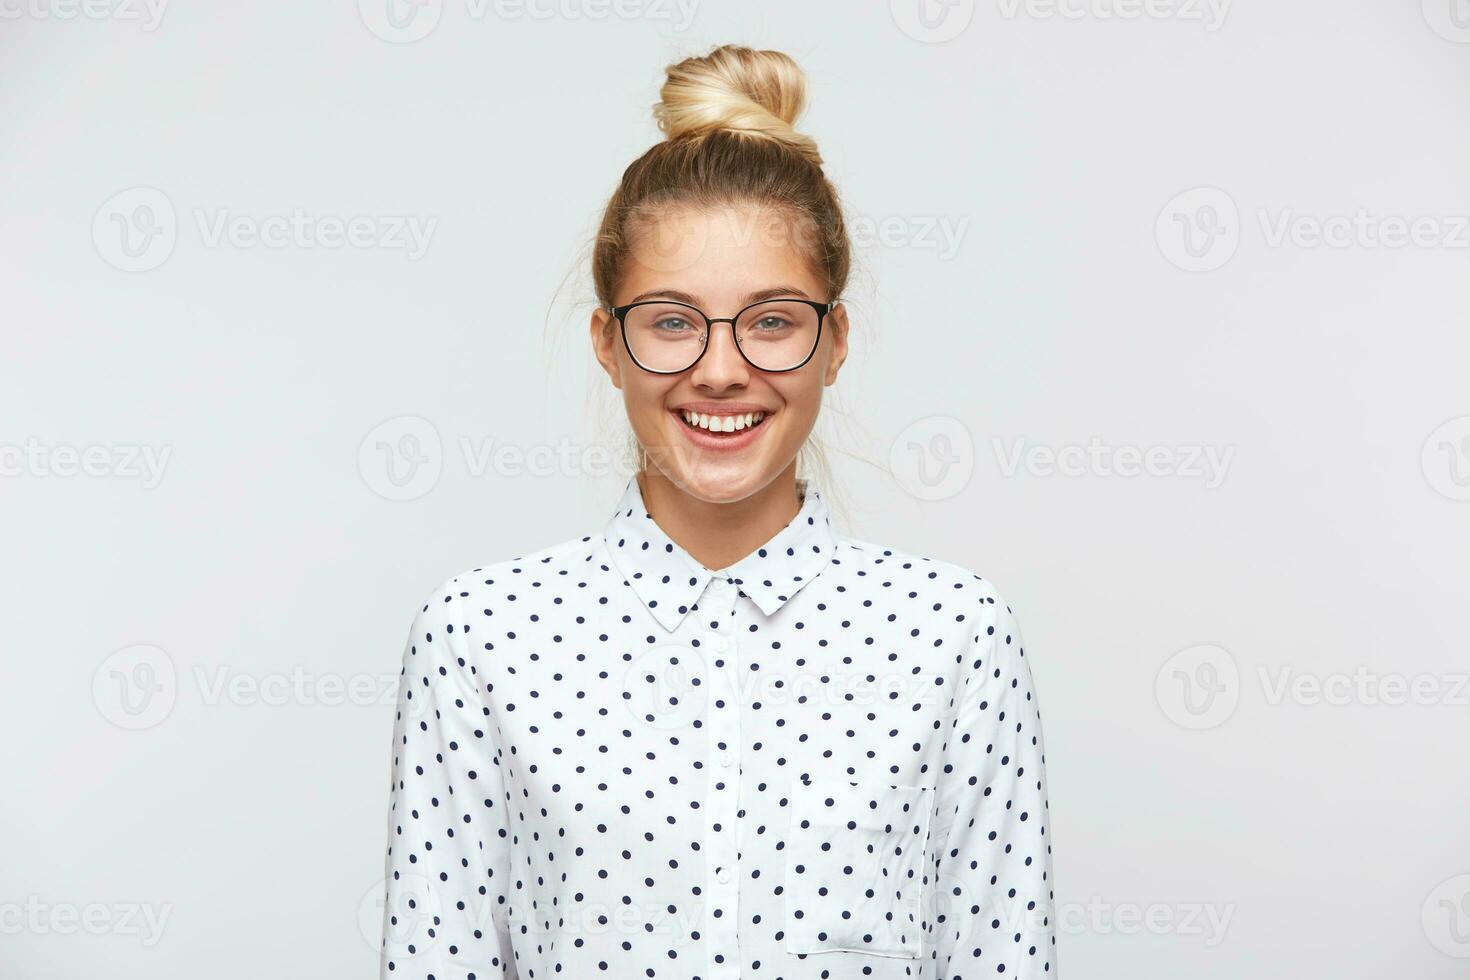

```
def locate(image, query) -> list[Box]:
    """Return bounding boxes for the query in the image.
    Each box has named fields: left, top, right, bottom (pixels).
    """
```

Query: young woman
left=380, top=44, right=1055, bottom=980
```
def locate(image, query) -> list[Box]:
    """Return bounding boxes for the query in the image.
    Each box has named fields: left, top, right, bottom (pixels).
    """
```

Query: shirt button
left=709, top=636, right=729, bottom=652
left=717, top=866, right=733, bottom=884
left=719, top=751, right=733, bottom=767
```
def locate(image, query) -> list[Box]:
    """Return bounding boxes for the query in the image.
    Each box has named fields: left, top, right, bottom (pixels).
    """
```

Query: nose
left=689, top=320, right=751, bottom=388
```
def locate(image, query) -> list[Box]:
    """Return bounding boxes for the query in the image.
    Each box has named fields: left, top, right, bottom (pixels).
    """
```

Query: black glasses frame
left=605, top=297, right=837, bottom=375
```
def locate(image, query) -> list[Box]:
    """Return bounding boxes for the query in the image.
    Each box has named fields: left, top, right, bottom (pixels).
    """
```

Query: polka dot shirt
left=380, top=473, right=1055, bottom=979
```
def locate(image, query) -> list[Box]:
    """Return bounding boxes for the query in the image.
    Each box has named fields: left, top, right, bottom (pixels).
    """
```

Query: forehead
left=619, top=204, right=824, bottom=305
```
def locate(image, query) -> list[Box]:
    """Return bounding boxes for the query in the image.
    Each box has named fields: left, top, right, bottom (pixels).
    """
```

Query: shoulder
left=405, top=531, right=601, bottom=628
left=836, top=532, right=1016, bottom=610
left=835, top=532, right=1030, bottom=667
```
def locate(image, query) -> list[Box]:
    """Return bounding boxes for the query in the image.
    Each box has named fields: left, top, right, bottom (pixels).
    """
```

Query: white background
left=3, top=0, right=1468, bottom=977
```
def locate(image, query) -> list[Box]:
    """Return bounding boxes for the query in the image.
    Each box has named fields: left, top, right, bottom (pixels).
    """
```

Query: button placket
left=702, top=578, right=741, bottom=980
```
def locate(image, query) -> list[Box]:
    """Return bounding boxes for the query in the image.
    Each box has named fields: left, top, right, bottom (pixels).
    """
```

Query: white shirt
left=380, top=473, right=1056, bottom=979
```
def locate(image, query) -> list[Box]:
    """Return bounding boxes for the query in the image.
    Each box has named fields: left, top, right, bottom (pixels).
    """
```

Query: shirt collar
left=601, top=472, right=839, bottom=632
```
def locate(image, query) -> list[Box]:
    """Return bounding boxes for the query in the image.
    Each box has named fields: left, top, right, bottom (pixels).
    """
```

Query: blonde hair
left=651, top=44, right=823, bottom=167
left=592, top=43, right=851, bottom=309
left=592, top=44, right=856, bottom=507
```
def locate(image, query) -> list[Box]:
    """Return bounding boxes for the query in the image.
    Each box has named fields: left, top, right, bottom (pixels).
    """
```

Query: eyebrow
left=626, top=285, right=813, bottom=306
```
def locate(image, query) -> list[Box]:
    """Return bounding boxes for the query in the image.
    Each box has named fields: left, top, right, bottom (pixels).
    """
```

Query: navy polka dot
left=380, top=474, right=1054, bottom=978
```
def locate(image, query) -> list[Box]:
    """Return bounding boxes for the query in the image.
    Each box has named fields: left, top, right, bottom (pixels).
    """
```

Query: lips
left=668, top=407, right=774, bottom=450
left=675, top=408, right=768, bottom=434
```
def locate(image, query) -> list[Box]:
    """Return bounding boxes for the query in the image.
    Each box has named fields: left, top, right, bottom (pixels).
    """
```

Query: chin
left=635, top=409, right=795, bottom=497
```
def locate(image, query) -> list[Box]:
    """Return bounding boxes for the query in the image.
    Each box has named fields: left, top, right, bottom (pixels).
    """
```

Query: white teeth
left=681, top=410, right=766, bottom=433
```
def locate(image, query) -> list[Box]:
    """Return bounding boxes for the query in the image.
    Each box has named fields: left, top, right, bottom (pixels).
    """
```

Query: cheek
left=772, top=375, right=826, bottom=424
left=621, top=375, right=674, bottom=424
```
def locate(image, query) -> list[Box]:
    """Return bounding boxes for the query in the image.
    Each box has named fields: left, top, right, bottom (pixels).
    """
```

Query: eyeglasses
left=606, top=297, right=837, bottom=374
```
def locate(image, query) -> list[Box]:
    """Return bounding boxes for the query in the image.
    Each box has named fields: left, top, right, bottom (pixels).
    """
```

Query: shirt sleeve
left=380, top=582, right=517, bottom=979
left=931, top=589, right=1057, bottom=977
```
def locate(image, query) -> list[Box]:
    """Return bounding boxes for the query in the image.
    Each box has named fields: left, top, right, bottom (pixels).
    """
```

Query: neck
left=637, top=465, right=804, bottom=573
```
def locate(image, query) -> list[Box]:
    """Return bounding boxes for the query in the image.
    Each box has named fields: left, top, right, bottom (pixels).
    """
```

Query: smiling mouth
left=673, top=409, right=770, bottom=435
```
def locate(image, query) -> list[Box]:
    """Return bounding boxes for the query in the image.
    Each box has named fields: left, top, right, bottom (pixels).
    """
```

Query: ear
left=590, top=306, right=624, bottom=390
left=822, top=302, right=849, bottom=386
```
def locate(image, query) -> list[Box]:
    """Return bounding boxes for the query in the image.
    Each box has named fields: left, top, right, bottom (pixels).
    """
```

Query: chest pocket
left=784, top=774, right=932, bottom=959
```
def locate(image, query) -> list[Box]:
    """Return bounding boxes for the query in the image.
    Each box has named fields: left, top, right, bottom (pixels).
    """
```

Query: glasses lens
left=734, top=301, right=820, bottom=371
left=623, top=303, right=707, bottom=372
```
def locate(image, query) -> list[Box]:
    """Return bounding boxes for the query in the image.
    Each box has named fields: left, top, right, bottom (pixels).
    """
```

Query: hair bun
left=653, top=44, right=822, bottom=167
